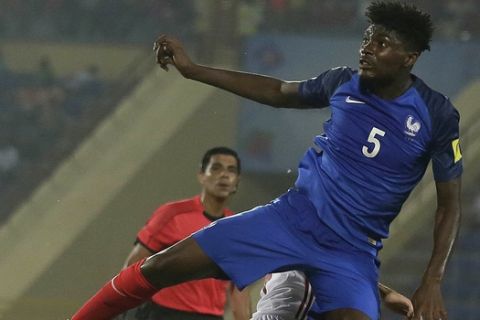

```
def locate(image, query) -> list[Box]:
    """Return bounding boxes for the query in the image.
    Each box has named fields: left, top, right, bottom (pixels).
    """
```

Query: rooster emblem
left=405, top=115, right=421, bottom=137
left=405, top=116, right=421, bottom=136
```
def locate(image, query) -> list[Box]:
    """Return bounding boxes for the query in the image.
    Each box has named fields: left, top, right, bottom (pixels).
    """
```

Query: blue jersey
left=296, top=67, right=463, bottom=253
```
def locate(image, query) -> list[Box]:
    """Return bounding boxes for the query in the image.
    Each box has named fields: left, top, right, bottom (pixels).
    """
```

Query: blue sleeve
left=298, top=66, right=354, bottom=108
left=430, top=99, right=463, bottom=182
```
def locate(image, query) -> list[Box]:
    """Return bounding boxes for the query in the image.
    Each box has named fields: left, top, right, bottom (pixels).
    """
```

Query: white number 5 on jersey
left=362, top=127, right=386, bottom=158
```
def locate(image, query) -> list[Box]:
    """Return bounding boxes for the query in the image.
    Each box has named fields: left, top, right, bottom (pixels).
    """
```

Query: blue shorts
left=193, top=189, right=380, bottom=319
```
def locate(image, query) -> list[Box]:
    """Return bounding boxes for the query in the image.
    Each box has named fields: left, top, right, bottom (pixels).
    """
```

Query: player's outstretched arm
left=378, top=283, right=414, bottom=317
left=411, top=178, right=461, bottom=320
left=153, top=35, right=304, bottom=109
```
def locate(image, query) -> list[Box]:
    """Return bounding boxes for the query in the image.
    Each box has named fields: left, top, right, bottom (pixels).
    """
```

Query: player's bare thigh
left=140, top=236, right=224, bottom=288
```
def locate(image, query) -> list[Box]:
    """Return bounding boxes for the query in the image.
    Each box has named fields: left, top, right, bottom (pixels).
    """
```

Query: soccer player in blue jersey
left=72, top=2, right=462, bottom=320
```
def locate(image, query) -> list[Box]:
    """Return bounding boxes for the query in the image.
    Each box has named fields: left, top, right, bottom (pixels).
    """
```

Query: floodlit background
left=0, top=1, right=479, bottom=319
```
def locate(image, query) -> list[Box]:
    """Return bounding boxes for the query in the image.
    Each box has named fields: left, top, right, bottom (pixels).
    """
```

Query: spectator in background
left=437, top=0, right=478, bottom=40
left=66, top=65, right=103, bottom=95
left=0, top=50, right=10, bottom=76
left=236, top=0, right=264, bottom=40
left=36, top=84, right=66, bottom=147
left=0, top=130, right=20, bottom=183
left=1, top=0, right=479, bottom=43
left=64, top=64, right=103, bottom=118
left=37, top=56, right=55, bottom=87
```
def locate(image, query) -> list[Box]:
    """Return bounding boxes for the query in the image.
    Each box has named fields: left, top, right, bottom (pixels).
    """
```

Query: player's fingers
left=156, top=34, right=167, bottom=42
left=157, top=56, right=172, bottom=71
left=157, top=53, right=171, bottom=65
left=157, top=59, right=168, bottom=71
left=155, top=47, right=165, bottom=61
left=154, top=47, right=162, bottom=62
left=411, top=312, right=422, bottom=320
left=436, top=309, right=447, bottom=320
left=406, top=303, right=414, bottom=317
left=155, top=43, right=172, bottom=59
left=153, top=35, right=168, bottom=51
left=406, top=309, right=414, bottom=318
left=154, top=42, right=169, bottom=54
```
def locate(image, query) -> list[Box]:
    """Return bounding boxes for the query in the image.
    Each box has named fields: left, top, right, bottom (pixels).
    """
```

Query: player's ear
left=197, top=171, right=205, bottom=185
left=230, top=176, right=240, bottom=195
left=404, top=51, right=419, bottom=68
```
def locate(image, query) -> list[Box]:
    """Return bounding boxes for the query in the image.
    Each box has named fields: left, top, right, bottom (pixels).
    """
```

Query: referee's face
left=358, top=24, right=417, bottom=86
left=199, top=154, right=240, bottom=200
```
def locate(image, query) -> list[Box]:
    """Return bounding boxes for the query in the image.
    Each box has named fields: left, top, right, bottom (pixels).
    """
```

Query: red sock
left=72, top=259, right=158, bottom=320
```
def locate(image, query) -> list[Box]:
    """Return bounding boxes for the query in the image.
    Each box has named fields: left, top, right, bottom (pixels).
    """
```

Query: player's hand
left=411, top=280, right=447, bottom=320
left=383, top=289, right=414, bottom=318
left=153, top=35, right=194, bottom=75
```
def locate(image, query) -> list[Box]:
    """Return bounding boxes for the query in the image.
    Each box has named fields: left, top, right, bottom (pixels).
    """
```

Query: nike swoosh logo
left=345, top=96, right=365, bottom=104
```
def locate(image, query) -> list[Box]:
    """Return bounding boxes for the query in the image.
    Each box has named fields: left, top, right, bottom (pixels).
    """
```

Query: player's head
left=366, top=1, right=433, bottom=52
left=198, top=147, right=241, bottom=200
left=359, top=1, right=434, bottom=86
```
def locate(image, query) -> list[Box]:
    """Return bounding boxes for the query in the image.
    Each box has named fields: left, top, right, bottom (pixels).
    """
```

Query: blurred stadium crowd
left=0, top=55, right=102, bottom=163
left=0, top=52, right=105, bottom=221
left=0, top=0, right=479, bottom=43
left=0, top=0, right=479, bottom=222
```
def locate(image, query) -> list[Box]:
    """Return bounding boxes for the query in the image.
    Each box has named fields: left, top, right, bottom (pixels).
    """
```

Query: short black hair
left=200, top=146, right=241, bottom=174
left=365, top=1, right=434, bottom=52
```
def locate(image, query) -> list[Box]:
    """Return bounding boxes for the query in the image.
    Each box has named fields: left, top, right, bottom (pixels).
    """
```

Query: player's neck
left=371, top=73, right=413, bottom=100
left=200, top=193, right=228, bottom=218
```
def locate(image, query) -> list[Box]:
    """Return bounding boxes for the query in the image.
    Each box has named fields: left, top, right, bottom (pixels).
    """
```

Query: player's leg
left=141, top=236, right=224, bottom=288
left=306, top=272, right=378, bottom=320
left=73, top=191, right=305, bottom=320
left=145, top=193, right=306, bottom=289
left=303, top=219, right=380, bottom=320
left=146, top=303, right=223, bottom=320
left=305, top=265, right=379, bottom=320
left=311, top=308, right=371, bottom=320
left=191, top=193, right=313, bottom=290
left=111, top=240, right=220, bottom=320
left=72, top=237, right=220, bottom=320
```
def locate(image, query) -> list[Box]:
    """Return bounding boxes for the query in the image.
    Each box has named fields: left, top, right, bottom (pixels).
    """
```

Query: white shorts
left=251, top=271, right=314, bottom=320
left=251, top=315, right=286, bottom=320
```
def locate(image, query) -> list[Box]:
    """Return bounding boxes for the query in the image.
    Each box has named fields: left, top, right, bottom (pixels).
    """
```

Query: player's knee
left=140, top=251, right=179, bottom=288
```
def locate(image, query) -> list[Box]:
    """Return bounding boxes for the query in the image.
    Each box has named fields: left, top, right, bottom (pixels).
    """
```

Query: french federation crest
left=404, top=115, right=421, bottom=137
